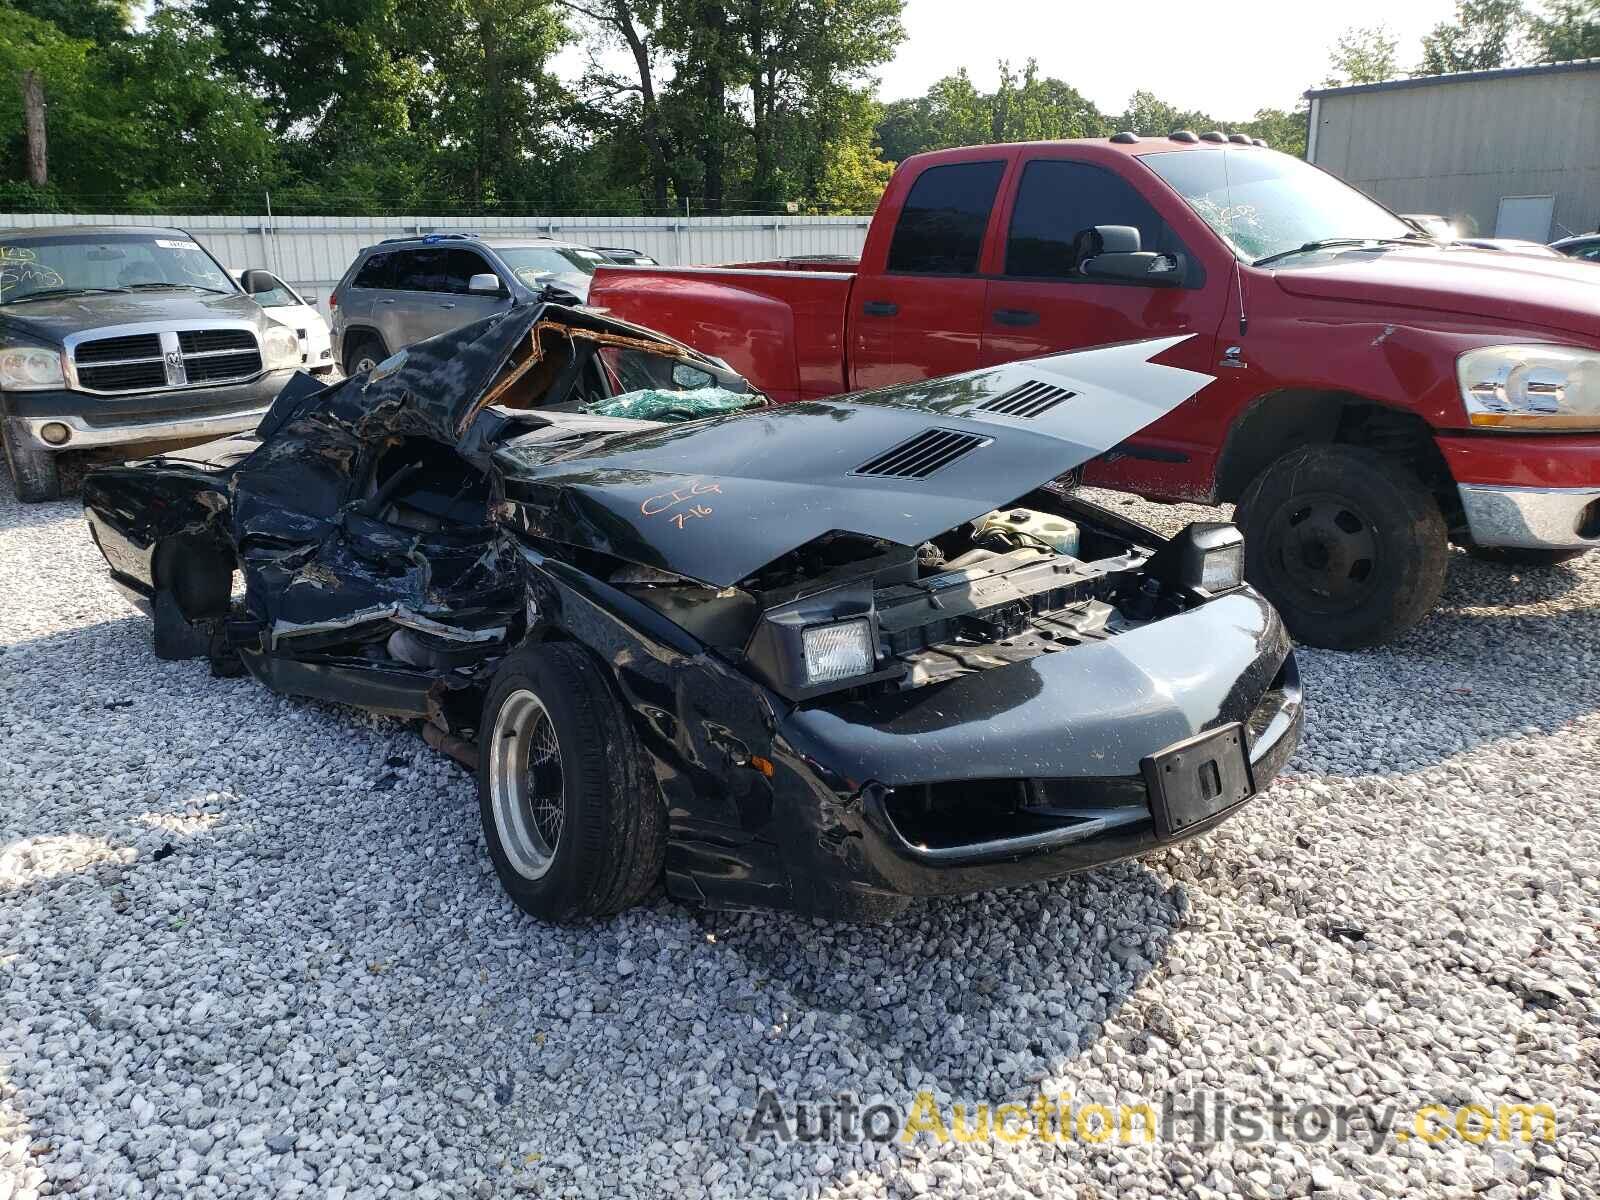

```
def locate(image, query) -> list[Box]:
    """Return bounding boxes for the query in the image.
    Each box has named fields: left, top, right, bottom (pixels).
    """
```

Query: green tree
left=1322, top=24, right=1399, bottom=87
left=1529, top=1, right=1599, bottom=58
left=94, top=10, right=282, bottom=209
left=0, top=8, right=90, bottom=204
left=1418, top=0, right=1530, bottom=73
left=5, top=0, right=131, bottom=46
left=417, top=0, right=571, bottom=206
left=1237, top=107, right=1308, bottom=157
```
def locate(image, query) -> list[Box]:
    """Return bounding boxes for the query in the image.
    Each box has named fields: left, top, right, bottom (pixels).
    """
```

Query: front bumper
left=3, top=371, right=292, bottom=452
left=1456, top=484, right=1600, bottom=551
left=770, top=589, right=1302, bottom=911
left=1439, top=432, right=1600, bottom=550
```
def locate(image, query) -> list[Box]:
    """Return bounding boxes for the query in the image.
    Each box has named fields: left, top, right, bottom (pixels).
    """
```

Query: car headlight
left=801, top=619, right=875, bottom=685
left=1150, top=521, right=1246, bottom=596
left=1458, top=344, right=1600, bottom=431
left=262, top=324, right=301, bottom=370
left=0, top=346, right=67, bottom=391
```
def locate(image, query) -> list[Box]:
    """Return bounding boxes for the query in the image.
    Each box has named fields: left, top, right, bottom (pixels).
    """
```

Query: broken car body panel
left=82, top=304, right=1302, bottom=919
left=495, top=335, right=1210, bottom=587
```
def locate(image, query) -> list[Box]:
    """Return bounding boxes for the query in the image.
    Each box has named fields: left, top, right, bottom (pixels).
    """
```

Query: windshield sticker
left=155, top=239, right=202, bottom=251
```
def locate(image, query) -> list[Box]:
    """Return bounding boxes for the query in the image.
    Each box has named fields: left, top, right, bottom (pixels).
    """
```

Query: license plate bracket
left=1142, top=722, right=1254, bottom=837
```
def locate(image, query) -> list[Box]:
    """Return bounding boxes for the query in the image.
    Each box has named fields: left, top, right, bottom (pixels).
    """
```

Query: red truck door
left=979, top=153, right=1231, bottom=491
left=980, top=153, right=1225, bottom=373
left=849, top=157, right=1012, bottom=390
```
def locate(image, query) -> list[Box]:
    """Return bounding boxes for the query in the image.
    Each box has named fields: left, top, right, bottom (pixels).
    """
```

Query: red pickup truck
left=589, top=135, right=1600, bottom=648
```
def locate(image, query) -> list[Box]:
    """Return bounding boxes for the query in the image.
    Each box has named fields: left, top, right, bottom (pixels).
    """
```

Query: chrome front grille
left=69, top=323, right=263, bottom=395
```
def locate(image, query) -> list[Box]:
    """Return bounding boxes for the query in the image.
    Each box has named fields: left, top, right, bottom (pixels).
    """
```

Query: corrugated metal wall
left=0, top=213, right=872, bottom=316
left=1309, top=66, right=1600, bottom=240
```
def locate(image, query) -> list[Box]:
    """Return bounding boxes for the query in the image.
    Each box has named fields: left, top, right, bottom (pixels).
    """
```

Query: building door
left=1495, top=195, right=1555, bottom=241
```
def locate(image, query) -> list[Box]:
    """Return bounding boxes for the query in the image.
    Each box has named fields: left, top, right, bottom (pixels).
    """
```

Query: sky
left=876, top=0, right=1461, bottom=114
left=555, top=0, right=1461, bottom=119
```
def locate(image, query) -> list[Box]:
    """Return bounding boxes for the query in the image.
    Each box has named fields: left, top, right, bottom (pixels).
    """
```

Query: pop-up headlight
left=801, top=619, right=874, bottom=684
left=1150, top=521, right=1246, bottom=597
left=743, top=577, right=904, bottom=700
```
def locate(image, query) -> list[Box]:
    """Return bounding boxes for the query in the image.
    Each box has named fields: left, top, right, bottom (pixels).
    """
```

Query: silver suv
left=329, top=234, right=607, bottom=376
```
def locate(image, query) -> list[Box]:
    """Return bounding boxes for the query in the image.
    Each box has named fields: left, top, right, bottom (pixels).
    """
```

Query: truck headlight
left=0, top=346, right=67, bottom=391
left=1458, top=344, right=1600, bottom=431
left=262, top=324, right=301, bottom=370
left=802, top=619, right=874, bottom=685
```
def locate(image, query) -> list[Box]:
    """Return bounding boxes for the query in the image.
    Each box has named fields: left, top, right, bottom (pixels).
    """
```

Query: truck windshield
left=0, top=232, right=234, bottom=305
left=1141, top=150, right=1419, bottom=266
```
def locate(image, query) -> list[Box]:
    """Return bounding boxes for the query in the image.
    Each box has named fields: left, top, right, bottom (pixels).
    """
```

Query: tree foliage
left=1323, top=25, right=1400, bottom=87
left=1419, top=0, right=1530, bottom=72
left=30, top=1, right=1599, bottom=217
left=1528, top=1, right=1600, bottom=58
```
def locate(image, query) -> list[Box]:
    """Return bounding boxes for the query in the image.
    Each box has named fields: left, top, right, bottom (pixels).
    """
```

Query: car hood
left=1269, top=246, right=1600, bottom=340
left=492, top=337, right=1213, bottom=587
left=0, top=290, right=263, bottom=345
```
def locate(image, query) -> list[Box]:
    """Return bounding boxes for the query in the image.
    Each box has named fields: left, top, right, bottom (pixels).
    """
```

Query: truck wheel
left=1, top=418, right=63, bottom=503
left=342, top=334, right=386, bottom=378
left=1463, top=545, right=1589, bottom=569
left=1238, top=444, right=1447, bottom=650
left=478, top=642, right=665, bottom=922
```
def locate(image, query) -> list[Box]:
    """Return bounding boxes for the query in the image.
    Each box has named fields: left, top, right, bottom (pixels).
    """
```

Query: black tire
left=1462, top=545, right=1589, bottom=569
left=477, top=642, right=665, bottom=922
left=1237, top=444, right=1448, bottom=650
left=341, top=333, right=387, bottom=379
left=1, top=418, right=63, bottom=503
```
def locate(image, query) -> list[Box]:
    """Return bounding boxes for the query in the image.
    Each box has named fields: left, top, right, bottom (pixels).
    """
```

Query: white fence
left=0, top=213, right=872, bottom=316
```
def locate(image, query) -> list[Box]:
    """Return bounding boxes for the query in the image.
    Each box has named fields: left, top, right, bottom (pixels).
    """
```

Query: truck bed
left=589, top=262, right=857, bottom=403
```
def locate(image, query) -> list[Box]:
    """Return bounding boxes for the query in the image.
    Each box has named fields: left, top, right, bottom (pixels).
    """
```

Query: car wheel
left=1, top=417, right=63, bottom=503
left=342, top=334, right=386, bottom=379
left=1462, top=545, right=1589, bottom=569
left=1238, top=444, right=1448, bottom=650
left=478, top=642, right=665, bottom=922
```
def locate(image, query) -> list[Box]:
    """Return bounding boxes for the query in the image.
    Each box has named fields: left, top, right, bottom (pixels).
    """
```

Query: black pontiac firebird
left=83, top=304, right=1303, bottom=922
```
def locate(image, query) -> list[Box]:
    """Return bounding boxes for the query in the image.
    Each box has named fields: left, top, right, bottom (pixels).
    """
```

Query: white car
left=231, top=268, right=335, bottom=375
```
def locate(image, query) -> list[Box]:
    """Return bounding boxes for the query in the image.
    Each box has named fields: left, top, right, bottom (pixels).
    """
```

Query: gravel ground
left=2, top=476, right=1598, bottom=1200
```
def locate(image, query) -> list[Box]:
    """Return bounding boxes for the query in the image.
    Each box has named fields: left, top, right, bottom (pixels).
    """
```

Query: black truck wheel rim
left=1262, top=491, right=1381, bottom=613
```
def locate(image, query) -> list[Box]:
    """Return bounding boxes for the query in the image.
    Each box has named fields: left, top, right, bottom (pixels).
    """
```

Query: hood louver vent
left=976, top=381, right=1077, bottom=419
left=851, top=428, right=988, bottom=480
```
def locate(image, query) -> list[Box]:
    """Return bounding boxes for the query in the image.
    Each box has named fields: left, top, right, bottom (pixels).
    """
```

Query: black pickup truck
left=0, top=224, right=304, bottom=501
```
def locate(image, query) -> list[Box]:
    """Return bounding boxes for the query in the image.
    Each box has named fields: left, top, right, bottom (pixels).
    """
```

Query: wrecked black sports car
left=83, top=304, right=1303, bottom=922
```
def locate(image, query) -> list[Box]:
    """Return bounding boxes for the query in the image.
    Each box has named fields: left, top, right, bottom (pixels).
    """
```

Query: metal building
left=1305, top=59, right=1600, bottom=242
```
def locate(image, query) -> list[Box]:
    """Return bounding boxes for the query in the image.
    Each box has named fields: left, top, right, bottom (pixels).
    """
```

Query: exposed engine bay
left=614, top=490, right=1212, bottom=701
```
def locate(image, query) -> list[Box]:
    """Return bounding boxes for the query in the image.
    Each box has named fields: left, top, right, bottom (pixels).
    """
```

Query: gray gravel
left=3, top=478, right=1598, bottom=1199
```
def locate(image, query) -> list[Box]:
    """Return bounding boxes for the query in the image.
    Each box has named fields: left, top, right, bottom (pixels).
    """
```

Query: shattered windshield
left=0, top=232, right=235, bottom=304
left=496, top=245, right=604, bottom=290
left=1141, top=150, right=1417, bottom=265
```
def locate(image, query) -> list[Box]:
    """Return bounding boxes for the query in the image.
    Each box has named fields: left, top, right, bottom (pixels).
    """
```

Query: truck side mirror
left=467, top=272, right=504, bottom=295
left=1075, top=225, right=1184, bottom=287
left=239, top=268, right=276, bottom=295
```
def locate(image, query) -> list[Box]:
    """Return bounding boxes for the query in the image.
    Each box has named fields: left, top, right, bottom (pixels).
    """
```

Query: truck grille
left=70, top=326, right=263, bottom=394
left=75, top=334, right=161, bottom=364
left=78, top=361, right=170, bottom=392
left=177, top=329, right=256, bottom=356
